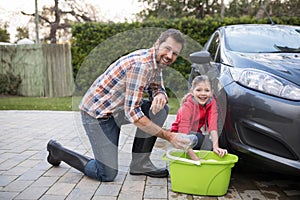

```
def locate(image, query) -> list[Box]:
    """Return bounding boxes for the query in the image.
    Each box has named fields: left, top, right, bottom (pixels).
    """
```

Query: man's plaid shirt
left=79, top=47, right=168, bottom=123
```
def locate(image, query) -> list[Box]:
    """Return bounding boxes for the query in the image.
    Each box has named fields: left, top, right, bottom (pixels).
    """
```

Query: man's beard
left=155, top=47, right=170, bottom=70
left=157, top=62, right=168, bottom=70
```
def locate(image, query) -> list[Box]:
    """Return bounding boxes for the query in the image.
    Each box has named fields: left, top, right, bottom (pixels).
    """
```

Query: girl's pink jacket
left=171, top=94, right=218, bottom=134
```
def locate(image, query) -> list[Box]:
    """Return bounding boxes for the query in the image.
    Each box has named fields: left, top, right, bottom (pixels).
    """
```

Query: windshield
left=225, top=25, right=300, bottom=53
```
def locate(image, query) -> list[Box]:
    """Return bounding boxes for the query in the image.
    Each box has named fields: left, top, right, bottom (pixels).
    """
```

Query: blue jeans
left=81, top=100, right=168, bottom=181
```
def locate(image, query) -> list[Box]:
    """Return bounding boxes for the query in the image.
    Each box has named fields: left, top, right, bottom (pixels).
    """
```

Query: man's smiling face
left=155, top=37, right=183, bottom=69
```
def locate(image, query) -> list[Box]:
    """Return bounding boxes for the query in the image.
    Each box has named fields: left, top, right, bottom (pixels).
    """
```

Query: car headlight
left=229, top=68, right=300, bottom=101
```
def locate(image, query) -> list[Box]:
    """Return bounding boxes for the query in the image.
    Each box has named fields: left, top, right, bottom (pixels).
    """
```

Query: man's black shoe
left=47, top=139, right=61, bottom=166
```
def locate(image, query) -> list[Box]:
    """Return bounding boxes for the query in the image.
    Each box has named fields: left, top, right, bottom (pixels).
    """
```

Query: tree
left=0, top=27, right=10, bottom=43
left=21, top=0, right=100, bottom=43
left=15, top=27, right=29, bottom=42
left=223, top=0, right=300, bottom=18
left=137, top=0, right=300, bottom=20
left=137, top=0, right=222, bottom=20
left=268, top=0, right=300, bottom=18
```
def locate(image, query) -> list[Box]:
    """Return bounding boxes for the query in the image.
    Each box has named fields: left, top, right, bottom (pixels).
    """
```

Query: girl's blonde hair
left=181, top=75, right=212, bottom=104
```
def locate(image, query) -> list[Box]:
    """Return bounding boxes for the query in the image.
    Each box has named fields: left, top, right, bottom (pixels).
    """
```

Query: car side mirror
left=189, top=51, right=211, bottom=64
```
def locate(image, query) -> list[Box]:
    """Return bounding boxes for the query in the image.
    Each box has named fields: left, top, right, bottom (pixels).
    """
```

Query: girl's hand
left=213, top=147, right=228, bottom=157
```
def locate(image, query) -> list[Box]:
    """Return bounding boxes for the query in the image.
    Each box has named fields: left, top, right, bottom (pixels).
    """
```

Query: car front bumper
left=222, top=81, right=300, bottom=174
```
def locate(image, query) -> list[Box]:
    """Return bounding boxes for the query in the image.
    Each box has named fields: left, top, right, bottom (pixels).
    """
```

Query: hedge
left=0, top=73, right=21, bottom=95
left=71, top=16, right=300, bottom=97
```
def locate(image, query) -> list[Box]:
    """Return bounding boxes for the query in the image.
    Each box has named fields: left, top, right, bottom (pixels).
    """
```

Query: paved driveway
left=0, top=111, right=299, bottom=199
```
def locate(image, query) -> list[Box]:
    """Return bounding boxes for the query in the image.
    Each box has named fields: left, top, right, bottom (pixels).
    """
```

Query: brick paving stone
left=39, top=195, right=66, bottom=200
left=58, top=170, right=84, bottom=183
left=0, top=191, right=19, bottom=200
left=92, top=196, right=117, bottom=200
left=2, top=166, right=29, bottom=176
left=1, top=153, right=28, bottom=164
left=239, top=190, right=267, bottom=200
left=255, top=184, right=285, bottom=199
left=193, top=196, right=217, bottom=200
left=44, top=165, right=69, bottom=177
left=14, top=185, right=49, bottom=199
left=144, top=185, right=168, bottom=199
left=0, top=175, right=18, bottom=187
left=167, top=190, right=192, bottom=200
left=74, top=176, right=101, bottom=192
left=2, top=180, right=33, bottom=192
left=30, top=176, right=59, bottom=187
left=121, top=179, right=145, bottom=192
left=218, top=187, right=242, bottom=200
left=46, top=182, right=76, bottom=196
left=66, top=187, right=96, bottom=200
left=146, top=177, right=167, bottom=186
left=95, top=183, right=122, bottom=196
left=17, top=158, right=41, bottom=168
left=111, top=173, right=127, bottom=184
left=119, top=152, right=132, bottom=167
left=0, top=159, right=20, bottom=171
left=31, top=160, right=53, bottom=171
left=118, top=190, right=144, bottom=200
left=17, top=168, right=45, bottom=181
left=259, top=189, right=282, bottom=199
left=125, top=173, right=146, bottom=181
left=30, top=150, right=47, bottom=160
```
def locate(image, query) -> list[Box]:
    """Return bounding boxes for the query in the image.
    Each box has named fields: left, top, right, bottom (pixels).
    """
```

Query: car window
left=225, top=26, right=300, bottom=53
left=207, top=32, right=221, bottom=62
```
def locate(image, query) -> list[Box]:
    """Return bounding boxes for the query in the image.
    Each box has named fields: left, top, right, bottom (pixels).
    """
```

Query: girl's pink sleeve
left=208, top=98, right=218, bottom=132
left=177, top=103, right=192, bottom=134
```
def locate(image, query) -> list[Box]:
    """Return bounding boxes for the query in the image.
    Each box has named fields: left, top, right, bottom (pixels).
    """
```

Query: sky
left=0, top=0, right=144, bottom=42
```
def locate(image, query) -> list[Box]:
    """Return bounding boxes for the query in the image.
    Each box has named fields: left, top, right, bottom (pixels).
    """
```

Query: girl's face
left=192, top=81, right=212, bottom=106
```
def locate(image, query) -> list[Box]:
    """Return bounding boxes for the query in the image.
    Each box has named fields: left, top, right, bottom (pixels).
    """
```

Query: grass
left=0, top=96, right=180, bottom=114
left=0, top=96, right=74, bottom=111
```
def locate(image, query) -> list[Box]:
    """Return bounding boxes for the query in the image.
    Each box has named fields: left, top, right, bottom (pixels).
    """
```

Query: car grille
left=237, top=122, right=298, bottom=160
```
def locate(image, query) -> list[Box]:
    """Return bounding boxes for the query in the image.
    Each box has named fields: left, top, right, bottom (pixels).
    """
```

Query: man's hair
left=158, top=29, right=186, bottom=51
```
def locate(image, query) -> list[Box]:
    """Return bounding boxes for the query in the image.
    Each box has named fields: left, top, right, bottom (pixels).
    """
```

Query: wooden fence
left=0, top=44, right=73, bottom=97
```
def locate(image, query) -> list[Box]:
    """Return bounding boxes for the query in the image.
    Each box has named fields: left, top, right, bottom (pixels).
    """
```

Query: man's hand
left=150, top=93, right=167, bottom=115
left=157, top=131, right=191, bottom=150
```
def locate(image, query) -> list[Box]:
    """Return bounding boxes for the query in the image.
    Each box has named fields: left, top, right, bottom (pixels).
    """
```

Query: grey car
left=189, top=24, right=300, bottom=174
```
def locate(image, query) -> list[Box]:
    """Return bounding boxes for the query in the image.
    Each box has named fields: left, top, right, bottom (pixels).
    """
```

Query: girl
left=171, top=75, right=227, bottom=160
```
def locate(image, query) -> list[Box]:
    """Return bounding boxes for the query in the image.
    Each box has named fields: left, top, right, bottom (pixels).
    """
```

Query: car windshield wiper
left=273, top=44, right=300, bottom=53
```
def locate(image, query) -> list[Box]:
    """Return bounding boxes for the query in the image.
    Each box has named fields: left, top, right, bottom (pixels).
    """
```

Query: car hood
left=224, top=51, right=300, bottom=86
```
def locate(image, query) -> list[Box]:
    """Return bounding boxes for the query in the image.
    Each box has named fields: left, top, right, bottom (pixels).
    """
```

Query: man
left=47, top=28, right=189, bottom=181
